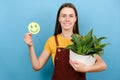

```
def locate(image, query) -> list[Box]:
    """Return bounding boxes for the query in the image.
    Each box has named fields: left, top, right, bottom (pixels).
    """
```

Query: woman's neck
left=61, top=31, right=73, bottom=39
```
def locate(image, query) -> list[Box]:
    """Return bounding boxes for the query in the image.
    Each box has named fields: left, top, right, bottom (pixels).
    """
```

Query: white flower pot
left=70, top=50, right=96, bottom=66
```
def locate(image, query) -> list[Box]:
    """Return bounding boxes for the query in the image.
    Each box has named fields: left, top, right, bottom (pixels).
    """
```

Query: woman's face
left=59, top=7, right=77, bottom=31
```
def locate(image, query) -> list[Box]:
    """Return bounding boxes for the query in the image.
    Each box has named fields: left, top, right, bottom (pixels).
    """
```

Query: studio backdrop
left=0, top=0, right=120, bottom=80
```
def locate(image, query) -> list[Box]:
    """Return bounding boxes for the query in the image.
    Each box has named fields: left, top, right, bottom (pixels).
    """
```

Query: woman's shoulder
left=47, top=34, right=61, bottom=40
left=46, top=35, right=56, bottom=43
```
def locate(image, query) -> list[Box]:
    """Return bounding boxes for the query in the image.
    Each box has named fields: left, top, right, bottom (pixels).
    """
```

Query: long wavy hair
left=54, top=3, right=79, bottom=36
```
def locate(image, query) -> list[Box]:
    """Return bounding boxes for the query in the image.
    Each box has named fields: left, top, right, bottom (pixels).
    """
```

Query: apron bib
left=52, top=36, right=86, bottom=80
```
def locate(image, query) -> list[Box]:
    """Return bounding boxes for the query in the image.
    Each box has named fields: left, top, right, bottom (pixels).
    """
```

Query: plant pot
left=69, top=50, right=97, bottom=66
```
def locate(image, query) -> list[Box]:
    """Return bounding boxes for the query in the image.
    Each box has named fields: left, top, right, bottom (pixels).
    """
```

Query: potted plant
left=66, top=29, right=109, bottom=66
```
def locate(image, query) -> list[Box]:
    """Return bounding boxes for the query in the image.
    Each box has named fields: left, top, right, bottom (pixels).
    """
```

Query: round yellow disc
left=28, top=22, right=40, bottom=34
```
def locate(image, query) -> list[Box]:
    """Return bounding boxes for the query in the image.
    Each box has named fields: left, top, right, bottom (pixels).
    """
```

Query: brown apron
left=52, top=36, right=86, bottom=80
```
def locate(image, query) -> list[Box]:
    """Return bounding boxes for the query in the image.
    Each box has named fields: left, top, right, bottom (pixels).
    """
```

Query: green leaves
left=66, top=29, right=109, bottom=56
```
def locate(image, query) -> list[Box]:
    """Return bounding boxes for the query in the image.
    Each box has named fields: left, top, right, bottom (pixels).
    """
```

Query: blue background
left=0, top=0, right=120, bottom=80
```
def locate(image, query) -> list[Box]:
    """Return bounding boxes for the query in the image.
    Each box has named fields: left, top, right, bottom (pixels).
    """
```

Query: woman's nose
left=65, top=16, right=70, bottom=21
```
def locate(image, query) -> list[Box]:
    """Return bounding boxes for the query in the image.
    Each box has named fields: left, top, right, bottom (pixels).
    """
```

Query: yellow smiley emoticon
left=28, top=22, right=40, bottom=34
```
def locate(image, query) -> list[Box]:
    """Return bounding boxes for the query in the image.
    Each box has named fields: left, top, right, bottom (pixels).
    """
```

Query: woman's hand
left=69, top=55, right=107, bottom=73
left=24, top=33, right=33, bottom=46
left=69, top=60, right=89, bottom=73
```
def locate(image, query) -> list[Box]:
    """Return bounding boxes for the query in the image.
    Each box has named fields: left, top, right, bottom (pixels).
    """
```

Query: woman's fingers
left=69, top=60, right=78, bottom=71
left=24, top=32, right=33, bottom=46
left=69, top=60, right=88, bottom=72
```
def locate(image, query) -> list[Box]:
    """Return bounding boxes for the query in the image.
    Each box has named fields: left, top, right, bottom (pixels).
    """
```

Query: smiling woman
left=24, top=3, right=107, bottom=80
left=28, top=22, right=40, bottom=34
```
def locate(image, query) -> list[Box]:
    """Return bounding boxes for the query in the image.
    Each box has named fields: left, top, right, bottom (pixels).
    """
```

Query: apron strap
left=55, top=36, right=59, bottom=47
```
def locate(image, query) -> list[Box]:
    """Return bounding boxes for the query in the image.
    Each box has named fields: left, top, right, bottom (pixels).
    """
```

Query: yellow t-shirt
left=44, top=34, right=73, bottom=63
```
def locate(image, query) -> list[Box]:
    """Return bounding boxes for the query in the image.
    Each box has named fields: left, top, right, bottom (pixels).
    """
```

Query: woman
left=24, top=3, right=107, bottom=80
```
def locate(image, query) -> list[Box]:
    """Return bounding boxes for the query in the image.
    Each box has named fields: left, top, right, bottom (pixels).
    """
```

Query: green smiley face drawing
left=28, top=22, right=40, bottom=34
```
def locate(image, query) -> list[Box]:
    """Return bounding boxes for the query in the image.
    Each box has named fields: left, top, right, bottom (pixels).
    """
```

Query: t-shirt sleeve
left=44, top=36, right=55, bottom=54
left=44, top=38, right=51, bottom=54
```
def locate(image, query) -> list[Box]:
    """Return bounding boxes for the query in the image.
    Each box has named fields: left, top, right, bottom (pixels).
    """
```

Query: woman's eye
left=69, top=15, right=74, bottom=17
left=61, top=15, right=66, bottom=17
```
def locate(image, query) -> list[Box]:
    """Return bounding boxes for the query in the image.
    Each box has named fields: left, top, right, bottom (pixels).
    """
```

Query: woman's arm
left=86, top=55, right=107, bottom=72
left=24, top=33, right=50, bottom=71
left=69, top=55, right=107, bottom=73
left=29, top=46, right=50, bottom=71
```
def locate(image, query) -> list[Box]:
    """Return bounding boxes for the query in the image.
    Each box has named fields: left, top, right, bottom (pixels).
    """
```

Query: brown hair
left=54, top=3, right=79, bottom=36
